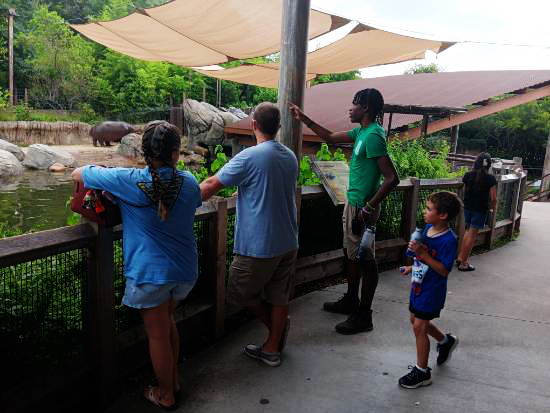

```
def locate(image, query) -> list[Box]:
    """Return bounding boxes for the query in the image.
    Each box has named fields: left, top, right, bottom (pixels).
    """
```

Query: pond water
left=0, top=171, right=74, bottom=233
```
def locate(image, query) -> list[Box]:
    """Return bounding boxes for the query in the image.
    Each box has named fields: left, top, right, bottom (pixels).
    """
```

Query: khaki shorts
left=227, top=249, right=298, bottom=306
left=342, top=201, right=380, bottom=260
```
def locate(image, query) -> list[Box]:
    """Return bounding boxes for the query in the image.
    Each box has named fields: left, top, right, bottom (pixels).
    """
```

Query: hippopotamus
left=90, top=121, right=136, bottom=147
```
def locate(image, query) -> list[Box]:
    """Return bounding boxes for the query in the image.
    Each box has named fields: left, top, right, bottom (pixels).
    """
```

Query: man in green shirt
left=290, top=88, right=400, bottom=334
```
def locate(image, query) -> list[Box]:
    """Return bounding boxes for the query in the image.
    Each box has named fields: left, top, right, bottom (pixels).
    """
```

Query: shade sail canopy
left=226, top=70, right=550, bottom=138
left=194, top=24, right=455, bottom=87
left=71, top=0, right=348, bottom=67
left=195, top=64, right=317, bottom=89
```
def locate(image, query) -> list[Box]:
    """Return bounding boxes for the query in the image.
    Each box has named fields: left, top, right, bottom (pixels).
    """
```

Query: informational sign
left=311, top=160, right=349, bottom=206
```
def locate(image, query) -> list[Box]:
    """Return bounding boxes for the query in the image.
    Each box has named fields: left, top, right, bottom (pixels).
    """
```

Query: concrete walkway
left=107, top=202, right=550, bottom=413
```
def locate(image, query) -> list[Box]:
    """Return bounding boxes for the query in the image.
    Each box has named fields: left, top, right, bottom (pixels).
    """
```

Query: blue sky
left=311, top=0, right=550, bottom=77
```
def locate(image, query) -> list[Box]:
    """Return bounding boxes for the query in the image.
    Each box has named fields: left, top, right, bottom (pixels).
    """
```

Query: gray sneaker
left=243, top=344, right=281, bottom=367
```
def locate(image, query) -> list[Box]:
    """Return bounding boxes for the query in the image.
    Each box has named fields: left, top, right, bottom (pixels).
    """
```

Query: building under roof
left=225, top=70, right=550, bottom=153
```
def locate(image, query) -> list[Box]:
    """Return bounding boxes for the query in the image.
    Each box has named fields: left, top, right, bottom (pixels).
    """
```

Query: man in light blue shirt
left=201, top=102, right=298, bottom=367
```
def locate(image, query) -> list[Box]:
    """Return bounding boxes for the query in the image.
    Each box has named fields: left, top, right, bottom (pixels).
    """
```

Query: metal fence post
left=210, top=199, right=227, bottom=338
left=86, top=224, right=116, bottom=407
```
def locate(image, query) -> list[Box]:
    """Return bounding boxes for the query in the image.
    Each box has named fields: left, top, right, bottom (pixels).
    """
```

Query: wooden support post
left=450, top=125, right=459, bottom=153
left=487, top=174, right=502, bottom=249
left=86, top=224, right=116, bottom=407
left=216, top=79, right=221, bottom=108
left=455, top=183, right=465, bottom=250
left=508, top=175, right=522, bottom=238
left=515, top=174, right=528, bottom=232
left=421, top=115, right=429, bottom=137
left=289, top=187, right=302, bottom=299
left=277, top=0, right=311, bottom=160
left=170, top=106, right=184, bottom=133
left=211, top=199, right=227, bottom=338
left=24, top=88, right=28, bottom=105
left=386, top=112, right=393, bottom=138
left=542, top=131, right=550, bottom=195
left=400, top=178, right=420, bottom=263
left=8, top=9, right=16, bottom=106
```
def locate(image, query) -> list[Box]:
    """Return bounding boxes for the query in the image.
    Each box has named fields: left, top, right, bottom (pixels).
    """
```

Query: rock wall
left=0, top=121, right=92, bottom=146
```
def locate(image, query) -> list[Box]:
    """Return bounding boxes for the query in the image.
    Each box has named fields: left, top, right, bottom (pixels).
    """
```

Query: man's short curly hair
left=428, top=191, right=463, bottom=221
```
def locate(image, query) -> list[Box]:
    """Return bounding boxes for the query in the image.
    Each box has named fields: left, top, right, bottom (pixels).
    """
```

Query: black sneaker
left=437, top=334, right=459, bottom=365
left=398, top=366, right=432, bottom=389
left=323, top=293, right=360, bottom=314
left=334, top=309, right=373, bottom=335
left=243, top=344, right=281, bottom=367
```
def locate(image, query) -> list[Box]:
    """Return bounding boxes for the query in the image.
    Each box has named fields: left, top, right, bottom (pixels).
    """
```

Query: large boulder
left=228, top=107, right=248, bottom=120
left=0, top=138, right=25, bottom=161
left=117, top=133, right=143, bottom=160
left=183, top=99, right=240, bottom=149
left=22, top=144, right=76, bottom=170
left=0, top=149, right=23, bottom=180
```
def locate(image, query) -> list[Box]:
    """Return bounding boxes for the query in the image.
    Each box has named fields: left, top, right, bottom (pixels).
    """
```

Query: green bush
left=15, top=104, right=32, bottom=121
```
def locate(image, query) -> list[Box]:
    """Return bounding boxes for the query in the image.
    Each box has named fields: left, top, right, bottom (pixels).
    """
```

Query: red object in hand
left=71, top=180, right=121, bottom=227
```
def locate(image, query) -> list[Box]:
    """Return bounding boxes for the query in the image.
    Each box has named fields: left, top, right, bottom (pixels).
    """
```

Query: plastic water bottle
left=357, top=226, right=376, bottom=262
left=406, top=227, right=423, bottom=257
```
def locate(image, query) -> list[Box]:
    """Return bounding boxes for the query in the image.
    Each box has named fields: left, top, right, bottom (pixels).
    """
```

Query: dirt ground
left=51, top=144, right=143, bottom=168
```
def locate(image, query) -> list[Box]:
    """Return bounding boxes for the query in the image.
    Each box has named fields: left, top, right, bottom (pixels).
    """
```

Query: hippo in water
left=90, top=121, right=136, bottom=147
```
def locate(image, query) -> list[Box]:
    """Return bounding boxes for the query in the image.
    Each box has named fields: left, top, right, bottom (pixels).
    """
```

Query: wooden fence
left=0, top=173, right=527, bottom=413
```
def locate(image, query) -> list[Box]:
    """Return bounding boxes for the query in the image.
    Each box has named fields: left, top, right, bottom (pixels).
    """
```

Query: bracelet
left=364, top=201, right=375, bottom=212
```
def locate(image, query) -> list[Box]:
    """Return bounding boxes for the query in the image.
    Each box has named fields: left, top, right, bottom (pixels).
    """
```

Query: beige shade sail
left=194, top=64, right=317, bottom=89
left=262, top=24, right=454, bottom=74
left=71, top=0, right=348, bottom=67
left=195, top=24, right=455, bottom=88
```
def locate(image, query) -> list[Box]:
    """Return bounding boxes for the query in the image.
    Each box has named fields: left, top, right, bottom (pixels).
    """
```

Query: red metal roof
left=226, top=70, right=550, bottom=137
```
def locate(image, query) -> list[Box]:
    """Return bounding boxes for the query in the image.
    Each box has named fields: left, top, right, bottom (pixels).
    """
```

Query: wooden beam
left=404, top=84, right=550, bottom=140
left=450, top=125, right=459, bottom=153
left=387, top=112, right=393, bottom=138
left=277, top=0, right=311, bottom=159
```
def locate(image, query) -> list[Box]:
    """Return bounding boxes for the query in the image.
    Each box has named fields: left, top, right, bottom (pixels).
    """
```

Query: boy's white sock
left=416, top=365, right=428, bottom=373
left=438, top=334, right=449, bottom=345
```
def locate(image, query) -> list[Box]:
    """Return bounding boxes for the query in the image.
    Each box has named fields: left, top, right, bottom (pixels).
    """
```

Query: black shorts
left=409, top=303, right=441, bottom=321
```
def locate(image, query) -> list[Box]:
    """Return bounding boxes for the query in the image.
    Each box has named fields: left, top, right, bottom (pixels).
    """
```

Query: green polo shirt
left=346, top=123, right=388, bottom=207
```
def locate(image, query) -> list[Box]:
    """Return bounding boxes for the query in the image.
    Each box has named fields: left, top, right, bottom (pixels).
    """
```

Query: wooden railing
left=0, top=174, right=527, bottom=413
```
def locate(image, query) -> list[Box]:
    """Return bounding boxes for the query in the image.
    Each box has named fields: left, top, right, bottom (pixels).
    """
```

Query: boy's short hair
left=253, top=102, right=280, bottom=137
left=428, top=191, right=463, bottom=221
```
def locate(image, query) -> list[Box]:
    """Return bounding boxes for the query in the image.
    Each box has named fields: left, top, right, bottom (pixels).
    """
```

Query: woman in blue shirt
left=72, top=121, right=202, bottom=410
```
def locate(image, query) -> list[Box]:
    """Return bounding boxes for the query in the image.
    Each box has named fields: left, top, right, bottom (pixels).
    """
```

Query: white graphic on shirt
left=354, top=140, right=363, bottom=156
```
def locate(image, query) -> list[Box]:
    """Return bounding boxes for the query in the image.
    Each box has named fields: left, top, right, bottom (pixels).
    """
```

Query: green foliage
left=405, top=63, right=442, bottom=74
left=176, top=145, right=236, bottom=197
left=298, top=144, right=349, bottom=186
left=0, top=89, right=10, bottom=109
left=15, top=104, right=31, bottom=121
left=388, top=136, right=465, bottom=179
left=311, top=71, right=360, bottom=86
left=0, top=222, right=23, bottom=238
left=17, top=5, right=97, bottom=110
left=298, top=156, right=320, bottom=186
left=459, top=97, right=550, bottom=172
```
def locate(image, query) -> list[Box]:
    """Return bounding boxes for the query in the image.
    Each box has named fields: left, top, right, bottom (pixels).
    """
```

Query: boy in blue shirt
left=399, top=191, right=462, bottom=389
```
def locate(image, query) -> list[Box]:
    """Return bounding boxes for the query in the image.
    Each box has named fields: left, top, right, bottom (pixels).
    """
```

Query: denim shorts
left=122, top=278, right=196, bottom=309
left=464, top=208, right=487, bottom=229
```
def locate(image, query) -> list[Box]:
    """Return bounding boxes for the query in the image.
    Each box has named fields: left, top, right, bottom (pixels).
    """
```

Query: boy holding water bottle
left=398, top=191, right=462, bottom=389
